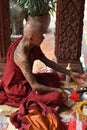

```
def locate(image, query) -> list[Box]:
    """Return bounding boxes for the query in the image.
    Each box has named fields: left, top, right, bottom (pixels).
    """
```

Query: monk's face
left=24, top=20, right=44, bottom=46
left=31, top=31, right=44, bottom=46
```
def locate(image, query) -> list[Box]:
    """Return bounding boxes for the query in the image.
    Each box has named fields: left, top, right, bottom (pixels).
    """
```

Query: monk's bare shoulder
left=14, top=41, right=26, bottom=65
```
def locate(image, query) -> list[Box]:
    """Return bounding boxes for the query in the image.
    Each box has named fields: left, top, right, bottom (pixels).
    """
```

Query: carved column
left=55, top=0, right=85, bottom=73
left=0, top=0, right=11, bottom=77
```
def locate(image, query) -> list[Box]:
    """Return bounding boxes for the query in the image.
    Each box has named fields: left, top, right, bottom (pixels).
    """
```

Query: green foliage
left=17, top=0, right=56, bottom=17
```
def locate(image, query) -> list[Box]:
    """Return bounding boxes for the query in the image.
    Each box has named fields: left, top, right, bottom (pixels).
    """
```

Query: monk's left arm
left=40, top=56, right=70, bottom=76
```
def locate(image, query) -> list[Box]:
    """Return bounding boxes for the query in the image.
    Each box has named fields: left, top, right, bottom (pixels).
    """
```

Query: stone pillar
left=55, top=0, right=85, bottom=73
left=0, top=0, right=11, bottom=77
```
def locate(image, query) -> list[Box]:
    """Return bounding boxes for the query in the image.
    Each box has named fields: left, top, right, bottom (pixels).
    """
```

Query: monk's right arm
left=14, top=52, right=63, bottom=94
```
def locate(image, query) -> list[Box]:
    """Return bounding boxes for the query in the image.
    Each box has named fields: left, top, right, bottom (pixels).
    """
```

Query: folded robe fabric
left=0, top=38, right=63, bottom=107
left=10, top=100, right=67, bottom=130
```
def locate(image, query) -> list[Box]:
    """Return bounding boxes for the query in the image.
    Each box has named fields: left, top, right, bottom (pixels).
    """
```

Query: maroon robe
left=0, top=38, right=63, bottom=107
left=10, top=101, right=67, bottom=130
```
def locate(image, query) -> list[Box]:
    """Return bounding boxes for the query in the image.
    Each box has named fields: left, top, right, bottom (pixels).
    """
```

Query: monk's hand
left=62, top=90, right=76, bottom=107
left=61, top=90, right=69, bottom=101
left=78, top=73, right=87, bottom=87
left=70, top=71, right=84, bottom=84
left=53, top=88, right=68, bottom=101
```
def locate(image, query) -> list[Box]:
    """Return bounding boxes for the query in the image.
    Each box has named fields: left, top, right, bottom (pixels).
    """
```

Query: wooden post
left=0, top=0, right=11, bottom=77
left=55, top=0, right=85, bottom=73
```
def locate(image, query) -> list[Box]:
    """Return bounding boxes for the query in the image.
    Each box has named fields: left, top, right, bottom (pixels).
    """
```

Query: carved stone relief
left=55, top=0, right=85, bottom=72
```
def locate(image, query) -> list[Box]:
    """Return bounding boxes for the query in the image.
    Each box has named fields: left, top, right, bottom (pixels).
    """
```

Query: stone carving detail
left=55, top=0, right=85, bottom=62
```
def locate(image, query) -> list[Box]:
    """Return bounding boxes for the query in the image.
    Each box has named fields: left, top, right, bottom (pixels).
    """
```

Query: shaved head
left=23, top=19, right=43, bottom=37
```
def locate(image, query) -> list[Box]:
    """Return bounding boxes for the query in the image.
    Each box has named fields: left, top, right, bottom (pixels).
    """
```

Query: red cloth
left=0, top=38, right=63, bottom=107
left=68, top=118, right=86, bottom=130
left=68, top=111, right=87, bottom=130
left=69, top=92, right=79, bottom=101
left=10, top=101, right=67, bottom=130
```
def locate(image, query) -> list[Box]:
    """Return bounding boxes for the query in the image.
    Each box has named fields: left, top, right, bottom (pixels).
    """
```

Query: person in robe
left=0, top=19, right=82, bottom=107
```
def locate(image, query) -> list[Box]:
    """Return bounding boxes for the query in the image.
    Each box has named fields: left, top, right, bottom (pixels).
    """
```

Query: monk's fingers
left=73, top=77, right=86, bottom=84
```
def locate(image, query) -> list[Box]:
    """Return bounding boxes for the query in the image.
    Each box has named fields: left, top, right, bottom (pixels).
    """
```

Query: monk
left=0, top=19, right=82, bottom=107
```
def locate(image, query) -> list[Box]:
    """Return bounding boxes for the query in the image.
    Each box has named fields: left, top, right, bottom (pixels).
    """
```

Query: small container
left=83, top=105, right=87, bottom=115
left=81, top=92, right=87, bottom=100
left=0, top=109, right=8, bottom=130
left=66, top=63, right=71, bottom=82
left=64, top=97, right=75, bottom=108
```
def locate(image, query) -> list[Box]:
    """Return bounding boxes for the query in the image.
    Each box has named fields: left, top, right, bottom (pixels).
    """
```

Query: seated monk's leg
left=23, top=72, right=63, bottom=107
left=3, top=73, right=62, bottom=107
left=34, top=72, right=61, bottom=88
left=24, top=90, right=63, bottom=107
left=0, top=91, right=7, bottom=104
left=4, top=80, right=31, bottom=107
left=0, top=80, right=8, bottom=104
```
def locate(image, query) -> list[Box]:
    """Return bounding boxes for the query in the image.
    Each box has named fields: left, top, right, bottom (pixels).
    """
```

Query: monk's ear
left=27, top=34, right=33, bottom=41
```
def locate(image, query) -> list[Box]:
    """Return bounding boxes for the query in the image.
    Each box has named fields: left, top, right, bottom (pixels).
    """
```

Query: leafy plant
left=17, top=0, right=56, bottom=17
